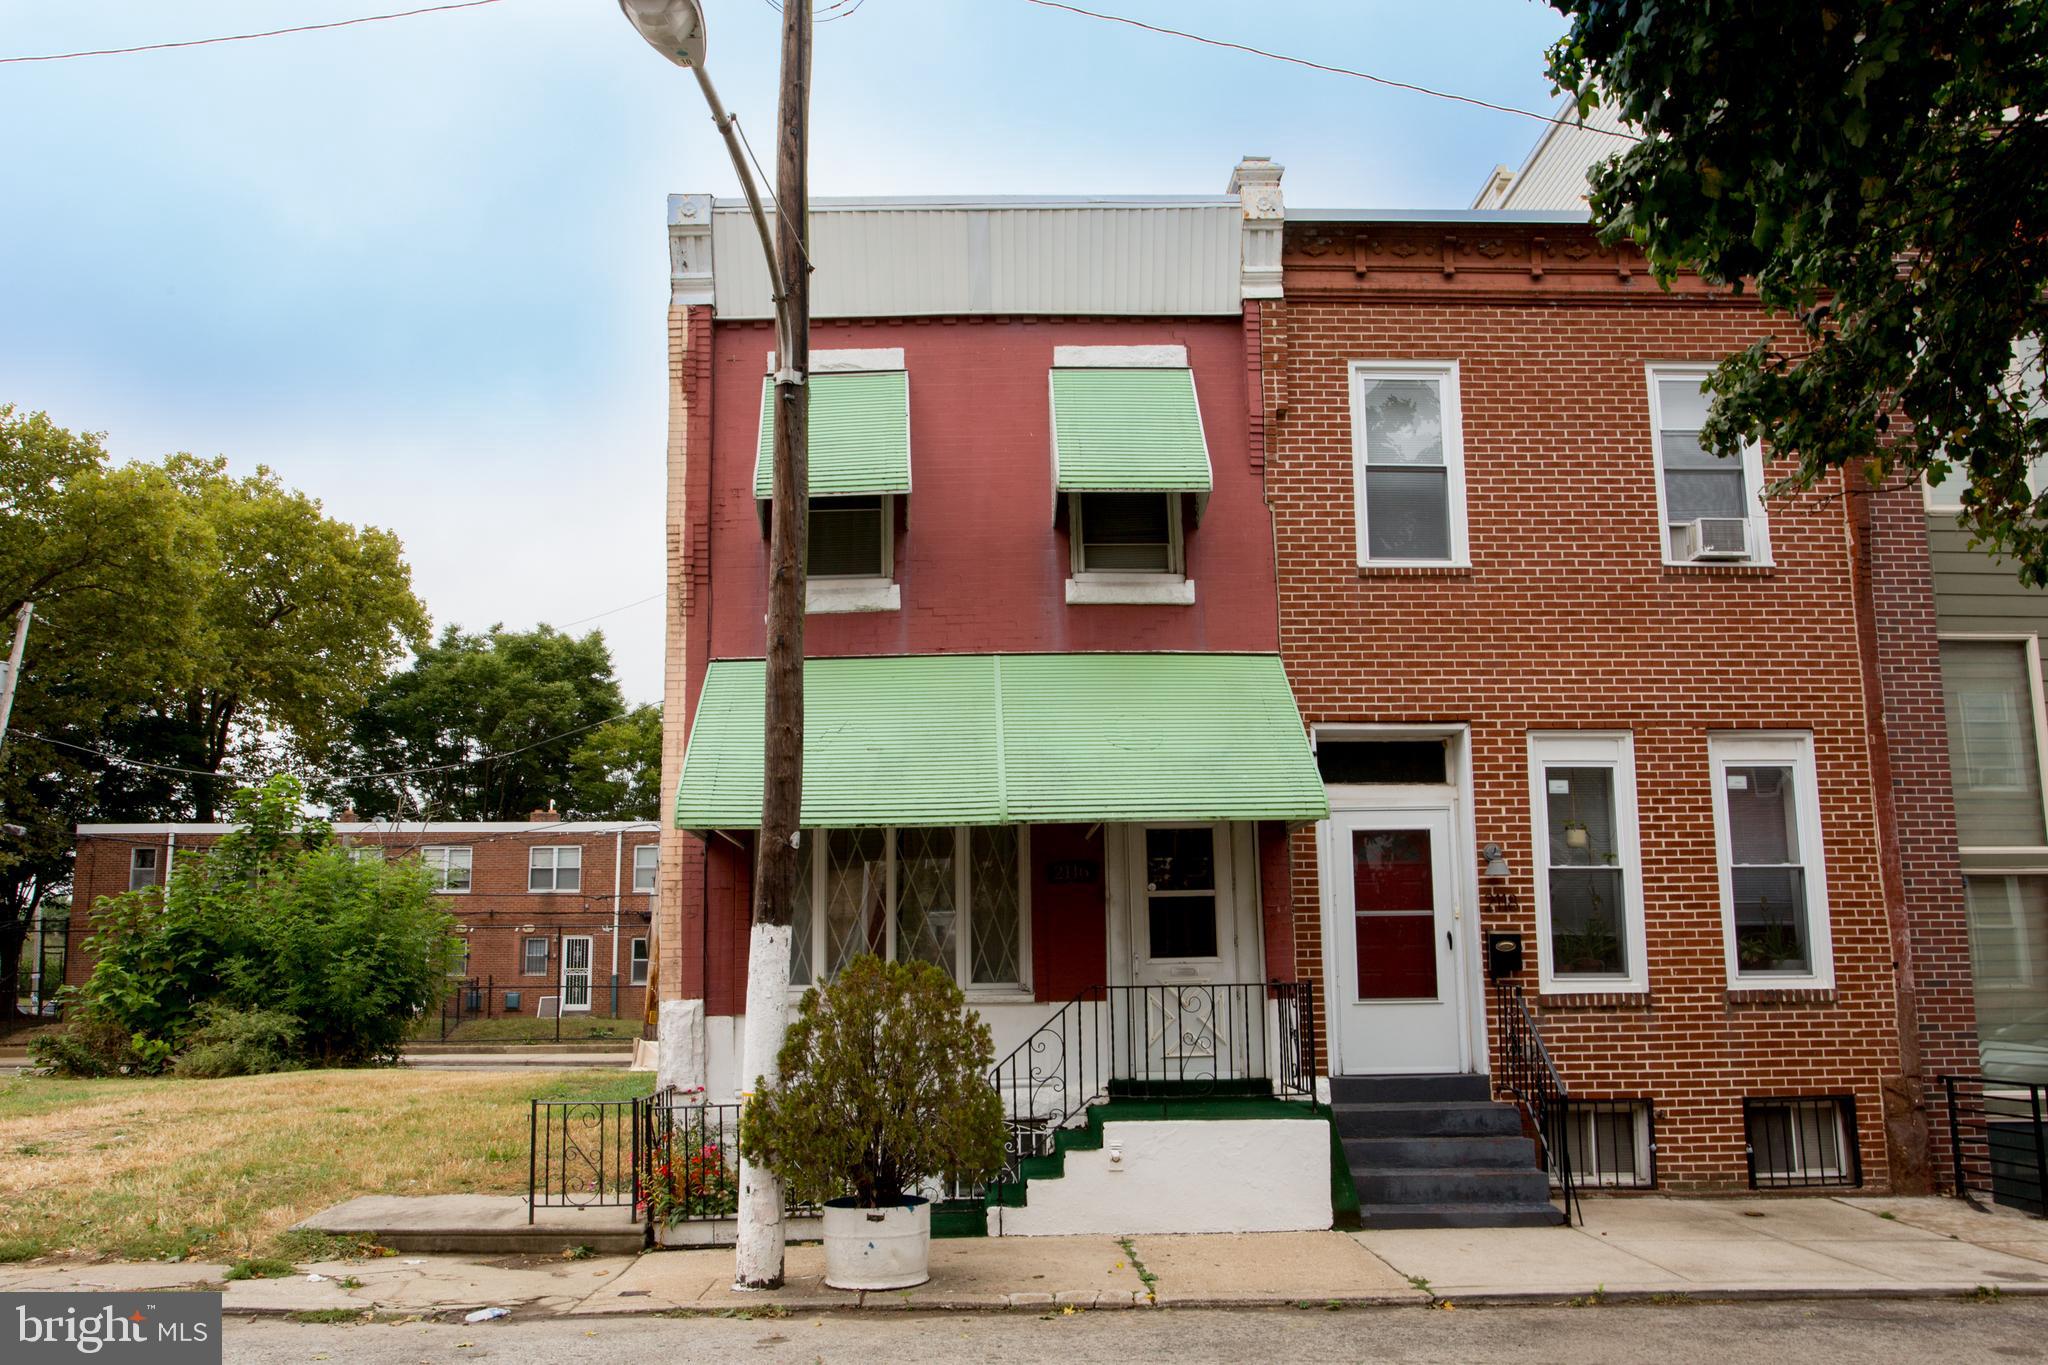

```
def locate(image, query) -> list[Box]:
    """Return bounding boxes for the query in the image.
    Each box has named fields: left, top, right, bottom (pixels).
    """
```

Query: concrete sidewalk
left=2, top=1196, right=2043, bottom=1321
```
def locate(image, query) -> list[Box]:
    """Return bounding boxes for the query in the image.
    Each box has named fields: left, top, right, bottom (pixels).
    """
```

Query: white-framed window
left=1560, top=1100, right=1656, bottom=1190
left=1709, top=732, right=1834, bottom=987
left=809, top=494, right=892, bottom=580
left=1647, top=365, right=1771, bottom=565
left=528, top=845, right=582, bottom=893
left=787, top=825, right=1030, bottom=993
left=1745, top=1096, right=1858, bottom=1187
left=347, top=846, right=386, bottom=865
left=422, top=845, right=472, bottom=893
left=1349, top=361, right=1468, bottom=566
left=128, top=846, right=161, bottom=892
left=521, top=936, right=549, bottom=976
left=630, top=936, right=650, bottom=986
left=1527, top=732, right=1647, bottom=993
left=1966, top=875, right=2043, bottom=991
left=450, top=939, right=470, bottom=979
left=1941, top=636, right=2048, bottom=849
left=632, top=844, right=659, bottom=894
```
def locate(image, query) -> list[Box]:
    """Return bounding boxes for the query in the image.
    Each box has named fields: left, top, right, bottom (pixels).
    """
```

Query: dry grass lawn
left=0, top=1068, right=651, bottom=1263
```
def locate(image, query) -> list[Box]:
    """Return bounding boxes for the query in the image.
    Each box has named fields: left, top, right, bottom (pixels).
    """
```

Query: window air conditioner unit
left=1681, top=517, right=1750, bottom=560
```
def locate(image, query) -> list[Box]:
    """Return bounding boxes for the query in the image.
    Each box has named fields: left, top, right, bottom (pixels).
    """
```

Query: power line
left=0, top=0, right=511, bottom=66
left=17, top=713, right=620, bottom=784
left=556, top=592, right=662, bottom=630
left=1019, top=0, right=1640, bottom=142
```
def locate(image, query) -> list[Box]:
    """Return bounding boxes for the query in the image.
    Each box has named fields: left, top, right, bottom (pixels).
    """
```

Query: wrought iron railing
left=637, top=1090, right=823, bottom=1240
left=1940, top=1076, right=2048, bottom=1216
left=988, top=981, right=1315, bottom=1191
left=1493, top=980, right=1577, bottom=1224
left=528, top=1097, right=642, bottom=1222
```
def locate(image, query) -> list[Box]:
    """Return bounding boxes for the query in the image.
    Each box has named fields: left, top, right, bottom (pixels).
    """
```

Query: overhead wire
left=0, top=0, right=511, bottom=65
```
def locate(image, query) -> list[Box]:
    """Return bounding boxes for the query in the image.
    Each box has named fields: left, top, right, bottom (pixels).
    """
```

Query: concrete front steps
left=1332, top=1074, right=1565, bottom=1229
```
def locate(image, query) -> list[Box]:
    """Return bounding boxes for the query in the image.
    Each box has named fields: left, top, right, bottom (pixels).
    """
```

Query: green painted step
left=931, top=1198, right=988, bottom=1239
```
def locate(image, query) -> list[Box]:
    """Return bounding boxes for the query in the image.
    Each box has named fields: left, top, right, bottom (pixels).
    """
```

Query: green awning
left=1050, top=368, right=1213, bottom=500
left=753, top=370, right=912, bottom=499
left=674, top=653, right=1327, bottom=830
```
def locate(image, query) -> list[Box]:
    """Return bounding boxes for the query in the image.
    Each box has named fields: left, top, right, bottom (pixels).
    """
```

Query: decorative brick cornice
left=1284, top=222, right=1741, bottom=301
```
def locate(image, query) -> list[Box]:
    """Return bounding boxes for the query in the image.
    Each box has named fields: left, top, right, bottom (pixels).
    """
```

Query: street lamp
left=617, top=0, right=791, bottom=364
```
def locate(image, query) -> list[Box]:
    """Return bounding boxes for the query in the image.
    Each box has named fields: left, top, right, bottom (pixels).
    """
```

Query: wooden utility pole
left=733, top=0, right=811, bottom=1292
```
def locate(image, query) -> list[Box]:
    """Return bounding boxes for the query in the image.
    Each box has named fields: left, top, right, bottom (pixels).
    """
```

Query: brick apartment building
left=64, top=817, right=662, bottom=1023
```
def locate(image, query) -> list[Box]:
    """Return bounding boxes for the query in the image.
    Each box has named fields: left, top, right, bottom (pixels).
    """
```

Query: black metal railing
left=988, top=981, right=1315, bottom=1190
left=1494, top=980, right=1577, bottom=1224
left=529, top=1097, right=642, bottom=1222
left=637, top=1090, right=823, bottom=1241
left=1941, top=1076, right=2048, bottom=1216
left=430, top=976, right=641, bottom=1045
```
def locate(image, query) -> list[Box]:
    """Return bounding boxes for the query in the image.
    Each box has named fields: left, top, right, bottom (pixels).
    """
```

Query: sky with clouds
left=1, top=0, right=1572, bottom=703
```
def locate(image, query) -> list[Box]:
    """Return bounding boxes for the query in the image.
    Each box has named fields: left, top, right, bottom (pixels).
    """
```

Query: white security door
left=1121, top=824, right=1247, bottom=1080
left=561, top=936, right=593, bottom=1014
left=1323, top=807, right=1466, bottom=1074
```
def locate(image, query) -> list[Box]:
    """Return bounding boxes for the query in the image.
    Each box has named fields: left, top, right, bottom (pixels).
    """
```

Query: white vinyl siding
left=1349, top=362, right=1468, bottom=566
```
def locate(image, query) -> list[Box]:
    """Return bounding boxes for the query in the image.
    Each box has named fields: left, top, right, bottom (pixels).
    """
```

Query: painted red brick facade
left=1265, top=219, right=1923, bottom=1192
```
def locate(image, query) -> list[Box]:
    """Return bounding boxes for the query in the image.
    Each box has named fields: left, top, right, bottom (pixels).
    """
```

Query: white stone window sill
left=806, top=579, right=900, bottom=614
left=1065, top=575, right=1196, bottom=606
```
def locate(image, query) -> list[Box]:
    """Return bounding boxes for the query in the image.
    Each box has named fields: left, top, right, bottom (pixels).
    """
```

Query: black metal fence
left=528, top=1097, right=642, bottom=1221
left=432, top=977, right=640, bottom=1044
left=1494, top=980, right=1578, bottom=1222
left=989, top=981, right=1315, bottom=1188
left=12, top=914, right=69, bottom=1022
left=1560, top=1098, right=1657, bottom=1191
left=1940, top=1076, right=2048, bottom=1216
left=638, top=1090, right=823, bottom=1241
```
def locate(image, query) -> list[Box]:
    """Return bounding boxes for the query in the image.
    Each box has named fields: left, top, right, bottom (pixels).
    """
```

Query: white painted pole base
left=733, top=921, right=793, bottom=1290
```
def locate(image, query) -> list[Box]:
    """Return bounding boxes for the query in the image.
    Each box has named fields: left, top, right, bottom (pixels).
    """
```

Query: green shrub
left=28, top=1010, right=153, bottom=1078
left=739, top=955, right=1005, bottom=1207
left=72, top=774, right=462, bottom=1068
left=172, top=1005, right=303, bottom=1078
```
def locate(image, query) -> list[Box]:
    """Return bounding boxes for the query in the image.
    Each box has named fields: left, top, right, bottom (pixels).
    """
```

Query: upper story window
left=422, top=845, right=472, bottom=893
left=632, top=844, right=659, bottom=894
left=1648, top=367, right=1771, bottom=565
left=1350, top=362, right=1468, bottom=566
left=128, top=846, right=161, bottom=892
left=529, top=845, right=582, bottom=893
left=1709, top=732, right=1833, bottom=987
left=757, top=350, right=909, bottom=615
left=1051, top=347, right=1211, bottom=607
left=1941, top=637, right=2048, bottom=849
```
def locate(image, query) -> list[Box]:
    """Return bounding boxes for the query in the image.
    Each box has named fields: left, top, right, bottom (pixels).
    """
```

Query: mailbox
left=1487, top=932, right=1525, bottom=980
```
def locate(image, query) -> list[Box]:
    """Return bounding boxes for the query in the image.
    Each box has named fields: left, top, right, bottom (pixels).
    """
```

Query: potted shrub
left=740, top=955, right=1006, bottom=1290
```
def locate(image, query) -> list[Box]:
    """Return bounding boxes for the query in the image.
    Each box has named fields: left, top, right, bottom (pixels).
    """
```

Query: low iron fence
left=638, top=1091, right=823, bottom=1242
left=433, top=976, right=641, bottom=1044
left=528, top=1097, right=642, bottom=1222
left=989, top=981, right=1316, bottom=1190
left=1940, top=1076, right=2048, bottom=1216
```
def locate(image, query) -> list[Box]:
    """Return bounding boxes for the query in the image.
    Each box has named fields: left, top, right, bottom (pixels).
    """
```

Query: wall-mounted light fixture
left=1479, top=843, right=1511, bottom=879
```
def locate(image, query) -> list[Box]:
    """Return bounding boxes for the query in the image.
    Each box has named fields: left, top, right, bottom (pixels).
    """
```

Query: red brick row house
left=66, top=817, right=661, bottom=1025
left=639, top=157, right=1971, bottom=1230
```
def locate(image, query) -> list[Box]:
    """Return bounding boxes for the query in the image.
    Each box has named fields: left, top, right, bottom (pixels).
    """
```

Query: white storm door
left=1324, top=808, right=1465, bottom=1074
left=561, top=936, right=594, bottom=1013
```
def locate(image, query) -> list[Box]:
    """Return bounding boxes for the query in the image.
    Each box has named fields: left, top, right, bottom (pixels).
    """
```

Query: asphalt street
left=220, top=1297, right=2048, bottom=1364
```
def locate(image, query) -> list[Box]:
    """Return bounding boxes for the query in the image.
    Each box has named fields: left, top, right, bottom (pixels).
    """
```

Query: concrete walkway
left=2, top=1197, right=2044, bottom=1320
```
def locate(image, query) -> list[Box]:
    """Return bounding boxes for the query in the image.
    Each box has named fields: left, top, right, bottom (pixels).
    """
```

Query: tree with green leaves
left=1547, top=1, right=2048, bottom=576
left=338, top=624, right=653, bottom=821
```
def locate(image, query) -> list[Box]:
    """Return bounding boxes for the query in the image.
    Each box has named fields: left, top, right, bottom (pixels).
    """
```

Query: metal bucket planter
left=821, top=1196, right=930, bottom=1290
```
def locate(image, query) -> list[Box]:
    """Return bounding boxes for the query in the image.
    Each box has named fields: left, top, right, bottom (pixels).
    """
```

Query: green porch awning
left=674, top=653, right=1327, bottom=830
left=1050, top=368, right=1213, bottom=501
left=753, top=370, right=912, bottom=499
